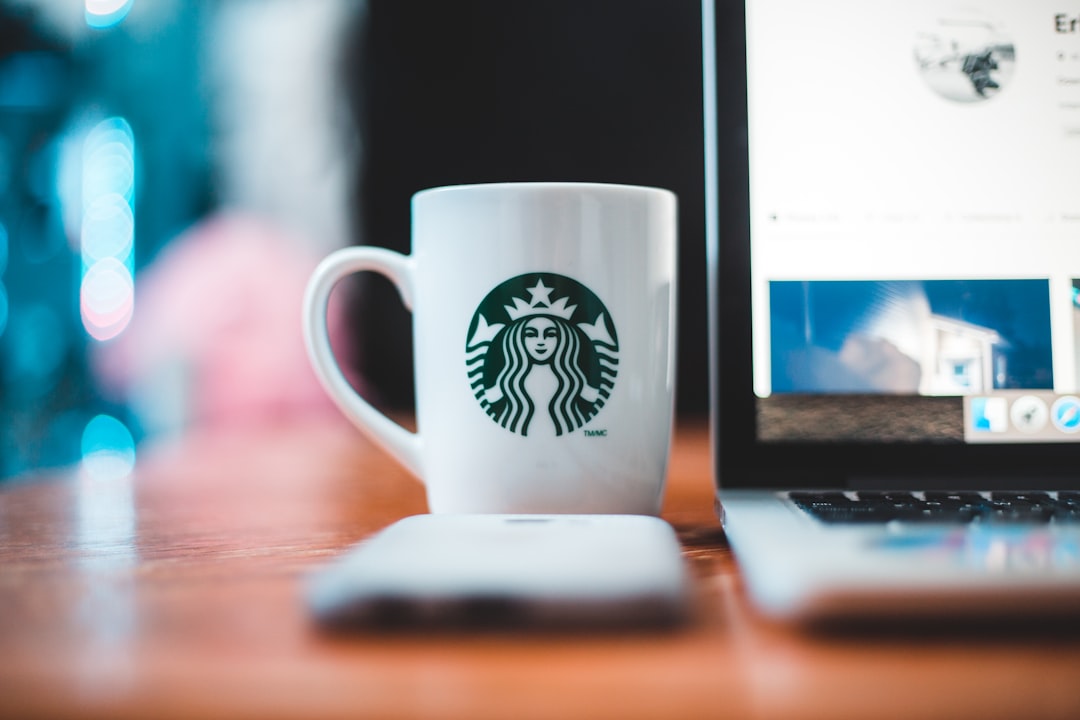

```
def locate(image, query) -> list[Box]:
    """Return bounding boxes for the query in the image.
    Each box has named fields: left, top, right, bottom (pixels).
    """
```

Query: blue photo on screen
left=769, top=279, right=1053, bottom=395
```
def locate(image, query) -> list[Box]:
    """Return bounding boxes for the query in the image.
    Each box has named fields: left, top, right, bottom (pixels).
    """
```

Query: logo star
left=526, top=278, right=555, bottom=307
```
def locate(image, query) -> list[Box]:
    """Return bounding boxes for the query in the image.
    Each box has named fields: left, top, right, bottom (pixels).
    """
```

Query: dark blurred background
left=0, top=0, right=705, bottom=481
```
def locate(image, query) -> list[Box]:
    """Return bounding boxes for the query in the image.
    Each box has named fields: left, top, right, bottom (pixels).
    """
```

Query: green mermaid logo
left=466, top=273, right=618, bottom=437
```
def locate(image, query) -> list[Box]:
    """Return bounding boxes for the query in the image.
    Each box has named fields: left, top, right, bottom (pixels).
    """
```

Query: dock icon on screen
left=971, top=397, right=1008, bottom=433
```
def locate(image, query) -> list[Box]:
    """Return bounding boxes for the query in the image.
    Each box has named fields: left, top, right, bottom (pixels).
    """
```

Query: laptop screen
left=705, top=0, right=1080, bottom=484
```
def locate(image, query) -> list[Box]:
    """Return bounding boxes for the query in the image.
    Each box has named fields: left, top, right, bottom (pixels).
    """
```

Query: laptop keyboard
left=789, top=491, right=1080, bottom=525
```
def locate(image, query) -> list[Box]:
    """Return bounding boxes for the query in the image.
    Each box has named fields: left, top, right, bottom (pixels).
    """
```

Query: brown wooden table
left=2, top=419, right=1080, bottom=719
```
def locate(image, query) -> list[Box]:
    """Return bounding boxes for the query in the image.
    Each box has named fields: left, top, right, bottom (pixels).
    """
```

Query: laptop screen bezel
left=703, top=0, right=1080, bottom=491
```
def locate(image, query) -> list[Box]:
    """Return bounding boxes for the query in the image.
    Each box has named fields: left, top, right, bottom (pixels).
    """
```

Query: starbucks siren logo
left=466, top=273, right=618, bottom=437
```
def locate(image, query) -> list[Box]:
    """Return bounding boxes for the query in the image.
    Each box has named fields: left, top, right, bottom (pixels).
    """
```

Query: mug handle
left=302, top=246, right=423, bottom=480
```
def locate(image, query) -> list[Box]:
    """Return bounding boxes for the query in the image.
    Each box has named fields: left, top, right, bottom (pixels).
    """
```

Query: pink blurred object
left=94, top=213, right=358, bottom=430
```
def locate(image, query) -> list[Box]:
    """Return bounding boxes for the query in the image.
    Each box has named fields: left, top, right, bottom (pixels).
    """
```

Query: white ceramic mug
left=302, top=182, right=677, bottom=514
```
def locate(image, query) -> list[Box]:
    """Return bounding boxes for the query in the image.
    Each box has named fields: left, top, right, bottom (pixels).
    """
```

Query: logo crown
left=504, top=278, right=576, bottom=321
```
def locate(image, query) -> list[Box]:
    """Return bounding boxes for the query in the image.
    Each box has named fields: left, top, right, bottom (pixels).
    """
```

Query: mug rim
left=413, top=181, right=676, bottom=202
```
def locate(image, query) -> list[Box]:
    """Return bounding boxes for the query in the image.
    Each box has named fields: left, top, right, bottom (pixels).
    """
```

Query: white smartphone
left=305, top=514, right=691, bottom=630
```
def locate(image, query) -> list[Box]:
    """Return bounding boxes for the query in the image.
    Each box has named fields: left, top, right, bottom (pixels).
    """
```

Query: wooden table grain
left=2, top=419, right=1080, bottom=720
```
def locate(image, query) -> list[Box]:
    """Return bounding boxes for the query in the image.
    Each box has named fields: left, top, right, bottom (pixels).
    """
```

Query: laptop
left=703, top=0, right=1080, bottom=622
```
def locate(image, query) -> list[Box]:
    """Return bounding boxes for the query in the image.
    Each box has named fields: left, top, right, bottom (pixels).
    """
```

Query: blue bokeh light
left=85, top=0, right=135, bottom=30
left=80, top=414, right=136, bottom=481
left=81, top=116, right=136, bottom=341
left=81, top=194, right=134, bottom=265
